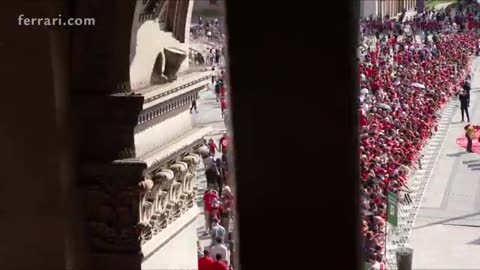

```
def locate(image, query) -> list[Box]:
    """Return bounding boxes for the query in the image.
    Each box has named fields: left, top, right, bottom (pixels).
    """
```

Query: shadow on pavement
left=447, top=151, right=469, bottom=157
left=462, top=159, right=480, bottom=164
left=467, top=237, right=480, bottom=245
left=413, top=211, right=480, bottom=231
left=466, top=163, right=480, bottom=167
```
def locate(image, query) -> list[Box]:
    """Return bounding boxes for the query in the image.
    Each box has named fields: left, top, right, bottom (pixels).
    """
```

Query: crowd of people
left=198, top=131, right=235, bottom=270
left=189, top=16, right=226, bottom=67
left=358, top=1, right=480, bottom=268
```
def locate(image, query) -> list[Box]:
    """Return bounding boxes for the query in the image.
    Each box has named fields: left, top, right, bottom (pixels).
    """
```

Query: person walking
left=211, top=218, right=227, bottom=244
left=203, top=188, right=220, bottom=234
left=220, top=83, right=226, bottom=99
left=211, top=253, right=228, bottom=270
left=221, top=98, right=227, bottom=119
left=190, top=97, right=198, bottom=113
left=219, top=198, right=230, bottom=233
left=210, top=239, right=230, bottom=267
left=205, top=162, right=220, bottom=190
left=465, top=124, right=479, bottom=153
left=458, top=90, right=470, bottom=122
left=215, top=48, right=221, bottom=65
left=226, top=232, right=235, bottom=269
left=219, top=133, right=229, bottom=154
left=215, top=80, right=222, bottom=102
left=208, top=138, right=219, bottom=157
left=462, top=79, right=471, bottom=107
left=215, top=158, right=224, bottom=196
left=211, top=67, right=216, bottom=84
left=198, top=250, right=215, bottom=270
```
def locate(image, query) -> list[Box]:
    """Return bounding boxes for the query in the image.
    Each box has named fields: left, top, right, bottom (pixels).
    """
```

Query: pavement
left=408, top=57, right=480, bottom=269
left=191, top=81, right=229, bottom=250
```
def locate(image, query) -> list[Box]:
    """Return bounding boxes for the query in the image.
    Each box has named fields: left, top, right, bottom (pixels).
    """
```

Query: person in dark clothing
left=206, top=164, right=220, bottom=190
left=215, top=48, right=221, bottom=64
left=463, top=80, right=471, bottom=107
left=211, top=67, right=216, bottom=84
left=215, top=158, right=224, bottom=196
left=215, top=80, right=222, bottom=102
left=458, top=90, right=470, bottom=122
left=190, top=98, right=198, bottom=113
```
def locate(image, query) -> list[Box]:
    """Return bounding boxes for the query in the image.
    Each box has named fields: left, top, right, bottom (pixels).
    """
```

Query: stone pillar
left=80, top=161, right=147, bottom=270
left=72, top=0, right=136, bottom=94
left=166, top=0, right=177, bottom=32
left=174, top=0, right=191, bottom=42
left=0, top=1, right=88, bottom=270
left=390, top=0, right=394, bottom=16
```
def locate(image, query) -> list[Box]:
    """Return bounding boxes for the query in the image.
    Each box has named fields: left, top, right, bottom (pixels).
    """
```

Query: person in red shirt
left=211, top=254, right=228, bottom=270
left=208, top=138, right=219, bottom=157
left=220, top=98, right=227, bottom=118
left=203, top=188, right=219, bottom=234
left=220, top=84, right=226, bottom=99
left=219, top=133, right=229, bottom=154
left=199, top=250, right=215, bottom=270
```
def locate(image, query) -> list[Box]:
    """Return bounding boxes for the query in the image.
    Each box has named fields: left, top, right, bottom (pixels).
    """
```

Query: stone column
left=0, top=1, right=88, bottom=270
left=174, top=0, right=191, bottom=43
left=166, top=0, right=178, bottom=32
left=80, top=161, right=147, bottom=270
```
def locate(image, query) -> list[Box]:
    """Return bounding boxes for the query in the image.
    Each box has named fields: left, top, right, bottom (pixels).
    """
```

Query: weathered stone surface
left=163, top=47, right=188, bottom=81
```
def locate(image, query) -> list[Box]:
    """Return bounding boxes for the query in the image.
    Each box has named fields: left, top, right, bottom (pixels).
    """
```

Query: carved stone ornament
left=84, top=151, right=201, bottom=252
left=163, top=47, right=188, bottom=82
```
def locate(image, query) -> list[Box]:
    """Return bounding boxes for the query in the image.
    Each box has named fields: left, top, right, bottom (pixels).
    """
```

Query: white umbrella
left=411, top=82, right=426, bottom=89
left=378, top=103, right=392, bottom=110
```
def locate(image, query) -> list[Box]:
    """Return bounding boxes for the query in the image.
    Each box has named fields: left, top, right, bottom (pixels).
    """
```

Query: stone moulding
left=140, top=72, right=210, bottom=107
left=140, top=126, right=212, bottom=169
left=134, top=88, right=201, bottom=134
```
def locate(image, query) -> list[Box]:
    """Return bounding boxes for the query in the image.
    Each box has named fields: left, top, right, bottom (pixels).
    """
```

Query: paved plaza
left=408, top=57, right=480, bottom=269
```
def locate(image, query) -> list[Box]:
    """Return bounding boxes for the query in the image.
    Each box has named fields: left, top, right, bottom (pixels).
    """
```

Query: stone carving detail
left=150, top=52, right=168, bottom=85
left=84, top=182, right=141, bottom=253
left=146, top=169, right=174, bottom=234
left=163, top=47, right=187, bottom=82
left=83, top=151, right=201, bottom=252
left=170, top=161, right=188, bottom=218
left=136, top=221, right=153, bottom=245
left=138, top=152, right=201, bottom=241
left=182, top=154, right=201, bottom=208
left=139, top=0, right=167, bottom=22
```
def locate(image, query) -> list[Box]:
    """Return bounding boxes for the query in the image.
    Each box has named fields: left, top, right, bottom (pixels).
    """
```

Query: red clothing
left=203, top=191, right=220, bottom=213
left=220, top=85, right=226, bottom=97
left=211, top=261, right=228, bottom=270
left=219, top=136, right=229, bottom=153
left=199, top=256, right=215, bottom=270
left=221, top=99, right=227, bottom=110
left=208, top=142, right=217, bottom=156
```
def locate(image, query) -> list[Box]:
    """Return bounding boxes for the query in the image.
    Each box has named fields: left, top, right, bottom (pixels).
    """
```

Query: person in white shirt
left=210, top=237, right=230, bottom=265
left=211, top=218, right=226, bottom=243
